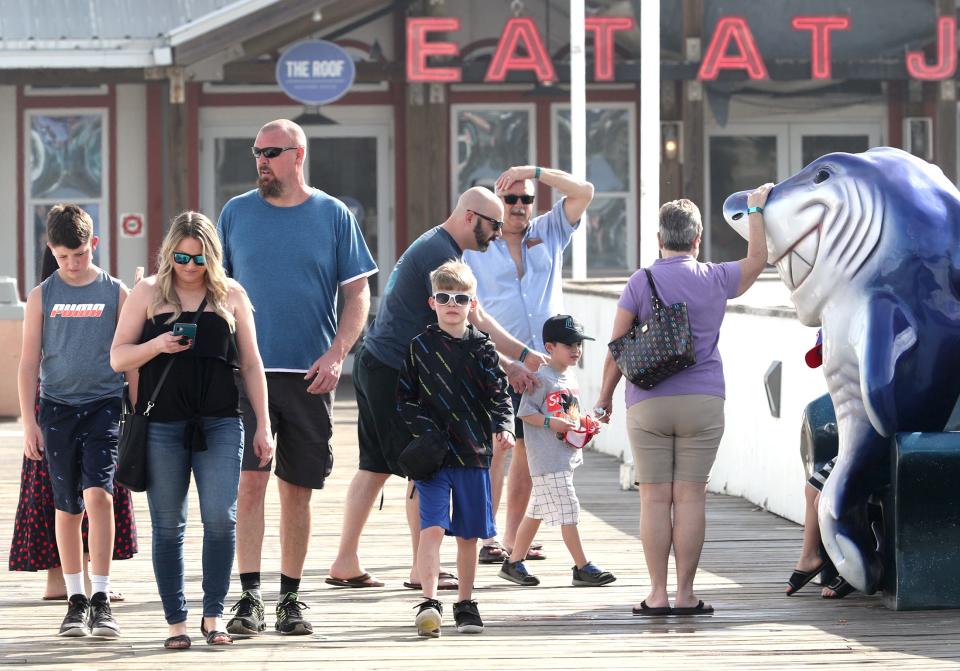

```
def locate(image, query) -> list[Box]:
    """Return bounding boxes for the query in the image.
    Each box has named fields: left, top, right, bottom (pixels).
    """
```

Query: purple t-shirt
left=617, top=255, right=741, bottom=408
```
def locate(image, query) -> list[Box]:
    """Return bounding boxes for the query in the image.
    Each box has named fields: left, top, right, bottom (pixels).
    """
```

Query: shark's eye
left=814, top=169, right=830, bottom=184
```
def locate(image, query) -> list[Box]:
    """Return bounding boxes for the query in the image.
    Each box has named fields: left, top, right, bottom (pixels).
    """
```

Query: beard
left=258, top=173, right=283, bottom=198
left=473, top=219, right=494, bottom=251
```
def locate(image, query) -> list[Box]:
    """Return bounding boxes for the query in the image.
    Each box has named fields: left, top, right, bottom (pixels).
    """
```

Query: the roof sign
left=276, top=40, right=355, bottom=105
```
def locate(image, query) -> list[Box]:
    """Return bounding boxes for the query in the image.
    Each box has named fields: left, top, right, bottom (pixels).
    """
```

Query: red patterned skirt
left=8, top=455, right=138, bottom=571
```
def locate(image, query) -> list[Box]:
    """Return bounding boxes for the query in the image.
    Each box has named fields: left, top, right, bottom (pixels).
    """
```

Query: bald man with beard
left=327, top=187, right=548, bottom=591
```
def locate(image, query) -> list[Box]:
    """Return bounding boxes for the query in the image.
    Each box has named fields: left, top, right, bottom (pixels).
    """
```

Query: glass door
left=789, top=123, right=880, bottom=173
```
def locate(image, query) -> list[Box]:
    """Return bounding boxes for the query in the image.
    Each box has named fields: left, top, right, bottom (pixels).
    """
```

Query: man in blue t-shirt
left=217, top=119, right=377, bottom=637
left=326, top=187, right=547, bottom=591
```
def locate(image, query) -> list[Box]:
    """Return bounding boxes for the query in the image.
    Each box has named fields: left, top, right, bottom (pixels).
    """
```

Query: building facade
left=1, top=0, right=955, bottom=297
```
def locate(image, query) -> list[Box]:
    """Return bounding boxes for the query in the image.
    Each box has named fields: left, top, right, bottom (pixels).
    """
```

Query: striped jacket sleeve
left=397, top=337, right=440, bottom=437
left=478, top=341, right=514, bottom=436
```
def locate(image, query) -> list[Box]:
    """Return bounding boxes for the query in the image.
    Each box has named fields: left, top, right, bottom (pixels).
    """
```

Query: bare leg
left=417, top=526, right=445, bottom=599
left=560, top=524, right=587, bottom=568
left=489, top=446, right=506, bottom=518
left=278, top=479, right=312, bottom=579
left=638, top=482, right=672, bottom=609
left=672, top=480, right=710, bottom=610
left=794, top=483, right=824, bottom=578
left=236, top=470, right=269, bottom=573
left=54, top=511, right=84, bottom=577
left=456, top=537, right=478, bottom=602
left=502, top=439, right=532, bottom=549
left=83, top=487, right=114, bottom=579
left=328, top=469, right=391, bottom=579
left=44, top=566, right=65, bottom=599
left=507, top=516, right=541, bottom=563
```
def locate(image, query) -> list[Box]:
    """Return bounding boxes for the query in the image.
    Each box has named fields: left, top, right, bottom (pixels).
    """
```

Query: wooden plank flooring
left=2, top=383, right=959, bottom=669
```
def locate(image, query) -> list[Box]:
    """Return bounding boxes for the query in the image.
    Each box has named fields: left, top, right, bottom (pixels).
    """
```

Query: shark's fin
left=857, top=293, right=917, bottom=436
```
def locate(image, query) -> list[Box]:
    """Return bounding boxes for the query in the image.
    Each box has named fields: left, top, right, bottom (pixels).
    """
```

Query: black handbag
left=608, top=268, right=696, bottom=390
left=116, top=298, right=207, bottom=491
left=397, top=431, right=451, bottom=481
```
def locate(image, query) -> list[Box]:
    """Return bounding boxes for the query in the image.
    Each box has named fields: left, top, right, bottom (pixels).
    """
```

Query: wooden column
left=934, top=0, right=957, bottom=182
left=681, top=0, right=704, bottom=209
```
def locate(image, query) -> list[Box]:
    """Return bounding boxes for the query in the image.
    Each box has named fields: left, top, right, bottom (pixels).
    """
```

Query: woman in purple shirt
left=596, top=187, right=770, bottom=616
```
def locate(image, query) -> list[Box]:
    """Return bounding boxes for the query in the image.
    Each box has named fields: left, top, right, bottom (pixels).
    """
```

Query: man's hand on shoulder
left=305, top=350, right=343, bottom=394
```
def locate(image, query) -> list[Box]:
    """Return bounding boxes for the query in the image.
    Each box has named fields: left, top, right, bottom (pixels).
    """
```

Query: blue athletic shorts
left=39, top=396, right=121, bottom=514
left=415, top=467, right=496, bottom=540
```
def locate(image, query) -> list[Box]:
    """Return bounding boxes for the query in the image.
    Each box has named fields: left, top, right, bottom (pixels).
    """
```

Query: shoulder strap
left=143, top=297, right=208, bottom=416
left=642, top=268, right=664, bottom=311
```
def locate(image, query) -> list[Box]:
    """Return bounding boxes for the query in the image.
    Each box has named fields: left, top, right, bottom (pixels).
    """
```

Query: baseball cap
left=542, top=314, right=595, bottom=345
left=805, top=329, right=823, bottom=368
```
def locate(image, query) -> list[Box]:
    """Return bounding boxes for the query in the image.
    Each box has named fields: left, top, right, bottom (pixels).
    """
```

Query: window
left=554, top=104, right=636, bottom=275
left=451, top=105, right=534, bottom=200
left=26, top=111, right=107, bottom=287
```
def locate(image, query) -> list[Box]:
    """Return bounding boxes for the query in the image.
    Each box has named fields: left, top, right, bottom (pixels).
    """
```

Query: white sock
left=64, top=572, right=85, bottom=599
left=91, top=574, right=110, bottom=600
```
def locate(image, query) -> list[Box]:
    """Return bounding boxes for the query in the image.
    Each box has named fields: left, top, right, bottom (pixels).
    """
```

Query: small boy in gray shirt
left=498, top=315, right=616, bottom=588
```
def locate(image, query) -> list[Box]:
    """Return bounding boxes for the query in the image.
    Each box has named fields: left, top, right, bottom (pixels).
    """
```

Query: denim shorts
left=40, top=396, right=121, bottom=514
left=415, top=467, right=496, bottom=540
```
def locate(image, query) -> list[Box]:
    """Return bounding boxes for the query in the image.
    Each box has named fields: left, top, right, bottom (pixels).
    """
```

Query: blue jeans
left=146, top=417, right=243, bottom=624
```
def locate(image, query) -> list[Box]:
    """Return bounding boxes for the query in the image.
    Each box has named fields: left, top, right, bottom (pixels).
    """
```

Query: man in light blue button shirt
left=464, top=164, right=594, bottom=563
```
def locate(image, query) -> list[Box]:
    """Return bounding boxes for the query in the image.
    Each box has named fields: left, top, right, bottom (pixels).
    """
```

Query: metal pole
left=639, top=0, right=660, bottom=266
left=570, top=0, right=587, bottom=279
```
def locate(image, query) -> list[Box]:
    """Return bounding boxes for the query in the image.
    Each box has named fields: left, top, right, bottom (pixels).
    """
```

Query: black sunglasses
left=251, top=146, right=298, bottom=159
left=433, top=292, right=473, bottom=306
left=468, top=209, right=504, bottom=231
left=172, top=252, right=206, bottom=266
left=503, top=194, right=535, bottom=205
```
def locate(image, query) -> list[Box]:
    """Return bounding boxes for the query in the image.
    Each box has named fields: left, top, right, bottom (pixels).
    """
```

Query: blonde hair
left=153, top=211, right=236, bottom=331
left=430, top=260, right=477, bottom=293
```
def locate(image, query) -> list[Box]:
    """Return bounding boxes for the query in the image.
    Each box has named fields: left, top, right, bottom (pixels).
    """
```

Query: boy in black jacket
left=397, top=260, right=514, bottom=638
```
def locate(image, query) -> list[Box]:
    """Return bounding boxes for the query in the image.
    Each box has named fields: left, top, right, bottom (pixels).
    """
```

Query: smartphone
left=172, top=322, right=197, bottom=347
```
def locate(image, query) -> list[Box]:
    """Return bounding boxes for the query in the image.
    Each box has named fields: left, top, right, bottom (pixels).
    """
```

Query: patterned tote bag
left=608, top=268, right=696, bottom=390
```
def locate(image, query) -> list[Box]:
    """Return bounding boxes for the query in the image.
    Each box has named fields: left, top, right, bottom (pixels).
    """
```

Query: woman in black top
left=111, top=211, right=272, bottom=649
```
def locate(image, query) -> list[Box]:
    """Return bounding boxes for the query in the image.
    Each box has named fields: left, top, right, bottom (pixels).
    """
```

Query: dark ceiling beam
left=238, top=0, right=389, bottom=60
left=172, top=0, right=334, bottom=65
left=0, top=68, right=146, bottom=86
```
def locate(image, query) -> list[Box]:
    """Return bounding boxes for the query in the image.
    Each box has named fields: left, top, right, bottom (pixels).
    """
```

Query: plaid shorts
left=808, top=456, right=836, bottom=491
left=526, top=471, right=580, bottom=526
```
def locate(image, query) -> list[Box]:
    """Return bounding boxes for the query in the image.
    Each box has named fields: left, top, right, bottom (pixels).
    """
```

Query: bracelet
left=543, top=416, right=551, bottom=428
left=534, top=166, right=541, bottom=180
left=518, top=347, right=529, bottom=363
left=747, top=206, right=764, bottom=214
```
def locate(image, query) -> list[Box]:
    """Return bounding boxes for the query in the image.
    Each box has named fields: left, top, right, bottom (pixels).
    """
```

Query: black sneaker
left=453, top=600, right=484, bottom=634
left=415, top=598, right=443, bottom=638
left=227, top=591, right=266, bottom=635
left=88, top=592, right=120, bottom=637
left=499, top=559, right=540, bottom=586
left=275, top=592, right=313, bottom=635
left=59, top=594, right=90, bottom=637
left=572, top=561, right=617, bottom=586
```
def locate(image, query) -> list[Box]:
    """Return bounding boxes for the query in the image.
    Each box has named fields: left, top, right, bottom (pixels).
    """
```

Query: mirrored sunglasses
left=503, top=194, right=535, bottom=205
left=433, top=292, right=473, bottom=306
left=251, top=146, right=298, bottom=159
left=172, top=252, right=206, bottom=266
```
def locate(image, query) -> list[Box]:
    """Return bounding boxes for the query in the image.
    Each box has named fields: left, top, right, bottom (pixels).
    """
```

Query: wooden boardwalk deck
left=2, top=384, right=959, bottom=669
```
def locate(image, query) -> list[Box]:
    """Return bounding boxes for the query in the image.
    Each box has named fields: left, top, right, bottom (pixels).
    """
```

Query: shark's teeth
left=790, top=250, right=814, bottom=288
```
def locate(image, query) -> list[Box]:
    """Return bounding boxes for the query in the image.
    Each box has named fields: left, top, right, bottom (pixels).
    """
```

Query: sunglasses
left=172, top=252, right=206, bottom=266
left=251, top=146, right=298, bottom=159
left=468, top=209, right=504, bottom=231
left=433, top=292, right=473, bottom=306
left=503, top=194, right=535, bottom=205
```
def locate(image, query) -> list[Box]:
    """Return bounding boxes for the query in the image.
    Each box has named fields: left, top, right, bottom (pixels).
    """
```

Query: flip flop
left=632, top=600, right=671, bottom=616
left=324, top=573, right=385, bottom=588
left=403, top=571, right=459, bottom=590
left=163, top=634, right=192, bottom=650
left=822, top=576, right=855, bottom=599
left=672, top=600, right=714, bottom=615
left=479, top=542, right=509, bottom=564
left=201, top=624, right=233, bottom=646
left=785, top=561, right=825, bottom=596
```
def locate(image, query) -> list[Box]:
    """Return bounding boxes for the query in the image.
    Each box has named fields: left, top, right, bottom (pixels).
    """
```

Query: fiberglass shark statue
left=723, top=147, right=960, bottom=594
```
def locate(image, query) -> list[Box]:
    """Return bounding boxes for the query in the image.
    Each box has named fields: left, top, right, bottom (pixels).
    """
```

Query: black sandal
left=201, top=622, right=233, bottom=645
left=163, top=634, right=192, bottom=650
left=822, top=576, right=855, bottom=599
left=785, top=561, right=825, bottom=596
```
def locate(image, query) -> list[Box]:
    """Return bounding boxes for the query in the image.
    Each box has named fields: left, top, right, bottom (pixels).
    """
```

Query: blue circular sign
left=276, top=40, right=356, bottom=105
